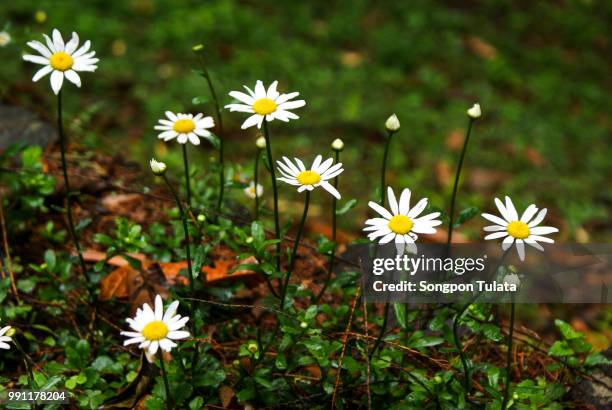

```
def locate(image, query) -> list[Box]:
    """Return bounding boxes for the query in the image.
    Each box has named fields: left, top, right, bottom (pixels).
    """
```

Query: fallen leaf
left=219, top=385, right=235, bottom=408
left=524, top=147, right=545, bottom=167
left=466, top=36, right=498, bottom=60
left=445, top=129, right=464, bottom=150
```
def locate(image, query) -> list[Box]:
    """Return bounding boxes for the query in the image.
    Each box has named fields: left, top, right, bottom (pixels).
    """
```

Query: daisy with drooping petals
left=244, top=181, right=263, bottom=199
left=155, top=112, right=215, bottom=146
left=225, top=80, right=306, bottom=129
left=23, top=29, right=98, bottom=94
left=276, top=155, right=343, bottom=199
left=364, top=187, right=442, bottom=255
left=0, top=324, right=13, bottom=350
left=121, top=295, right=190, bottom=357
left=482, top=196, right=558, bottom=261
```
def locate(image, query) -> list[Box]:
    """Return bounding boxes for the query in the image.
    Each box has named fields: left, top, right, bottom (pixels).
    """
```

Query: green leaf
left=554, top=319, right=583, bottom=340
left=336, top=198, right=358, bottom=215
left=453, top=206, right=480, bottom=228
left=548, top=340, right=574, bottom=357
left=411, top=337, right=444, bottom=348
left=393, top=303, right=408, bottom=329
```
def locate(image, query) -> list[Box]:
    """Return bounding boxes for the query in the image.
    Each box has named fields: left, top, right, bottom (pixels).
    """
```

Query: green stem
left=369, top=301, right=390, bottom=359
left=198, top=63, right=226, bottom=213
left=280, top=191, right=310, bottom=310
left=182, top=144, right=191, bottom=209
left=13, top=339, right=37, bottom=410
left=161, top=175, right=198, bottom=370
left=453, top=249, right=509, bottom=394
left=314, top=149, right=340, bottom=303
left=57, top=91, right=87, bottom=283
left=254, top=149, right=261, bottom=219
left=380, top=130, right=394, bottom=205
left=446, top=118, right=474, bottom=245
left=262, top=120, right=281, bottom=272
left=158, top=352, right=173, bottom=410
left=501, top=298, right=516, bottom=409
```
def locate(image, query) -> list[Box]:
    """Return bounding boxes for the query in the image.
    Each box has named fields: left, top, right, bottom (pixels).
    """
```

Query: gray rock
left=0, top=103, right=57, bottom=149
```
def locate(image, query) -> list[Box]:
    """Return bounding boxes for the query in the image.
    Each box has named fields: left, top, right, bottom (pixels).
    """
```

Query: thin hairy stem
left=501, top=298, right=516, bottom=409
left=314, top=149, right=340, bottom=303
left=254, top=149, right=261, bottom=219
left=181, top=144, right=192, bottom=209
left=158, top=352, right=173, bottom=410
left=380, top=130, right=394, bottom=205
left=262, top=120, right=281, bottom=272
left=57, top=92, right=88, bottom=284
left=447, top=118, right=474, bottom=245
left=280, top=191, right=310, bottom=310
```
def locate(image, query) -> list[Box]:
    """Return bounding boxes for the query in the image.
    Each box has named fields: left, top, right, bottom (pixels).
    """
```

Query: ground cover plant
left=0, top=1, right=610, bottom=409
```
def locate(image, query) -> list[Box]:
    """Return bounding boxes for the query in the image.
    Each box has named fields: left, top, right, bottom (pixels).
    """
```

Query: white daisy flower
left=154, top=112, right=215, bottom=145
left=244, top=181, right=263, bottom=199
left=276, top=155, right=343, bottom=199
left=0, top=325, right=13, bottom=350
left=482, top=196, right=559, bottom=261
left=225, top=80, right=306, bottom=129
left=121, top=295, right=190, bottom=357
left=23, top=29, right=99, bottom=95
left=149, top=158, right=167, bottom=176
left=0, top=31, right=11, bottom=47
left=364, top=187, right=442, bottom=255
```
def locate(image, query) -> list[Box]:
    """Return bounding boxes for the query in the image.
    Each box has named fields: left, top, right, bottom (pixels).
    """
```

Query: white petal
left=65, top=32, right=79, bottom=54
left=277, top=100, right=306, bottom=110
left=177, top=134, right=188, bottom=144
left=52, top=29, right=65, bottom=51
left=501, top=235, right=514, bottom=251
left=368, top=201, right=393, bottom=220
left=484, top=231, right=509, bottom=240
left=528, top=235, right=554, bottom=244
left=23, top=54, right=50, bottom=65
left=481, top=213, right=509, bottom=227
left=188, top=133, right=200, bottom=145
left=32, top=65, right=53, bottom=82
left=379, top=232, right=397, bottom=244
left=528, top=209, right=548, bottom=227
left=154, top=295, right=163, bottom=321
left=158, top=130, right=178, bottom=141
left=524, top=238, right=544, bottom=251
left=148, top=341, right=159, bottom=355
left=254, top=80, right=266, bottom=98
left=387, top=187, right=399, bottom=215
left=529, top=226, right=558, bottom=235
left=399, top=188, right=411, bottom=215
left=50, top=70, right=64, bottom=95
left=168, top=316, right=189, bottom=331
left=320, top=181, right=341, bottom=199
left=162, top=301, right=180, bottom=322
left=72, top=40, right=92, bottom=58
left=159, top=338, right=177, bottom=352
left=0, top=342, right=10, bottom=349
left=64, top=70, right=81, bottom=87
left=494, top=197, right=510, bottom=222
left=407, top=198, right=428, bottom=218
left=483, top=225, right=507, bottom=232
left=27, top=40, right=52, bottom=57
left=311, top=155, right=322, bottom=171
left=167, top=330, right=190, bottom=340
left=241, top=114, right=263, bottom=129
left=504, top=196, right=519, bottom=221
left=229, top=90, right=255, bottom=105
left=515, top=239, right=525, bottom=261
left=266, top=80, right=279, bottom=99
left=520, top=204, right=539, bottom=223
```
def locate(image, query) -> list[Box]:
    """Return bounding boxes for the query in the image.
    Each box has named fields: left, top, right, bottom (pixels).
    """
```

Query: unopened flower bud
left=503, top=273, right=520, bottom=288
left=197, top=214, right=206, bottom=222
left=247, top=342, right=258, bottom=353
left=300, top=321, right=308, bottom=329
left=467, top=103, right=481, bottom=119
left=331, top=138, right=344, bottom=151
left=149, top=158, right=167, bottom=176
left=385, top=114, right=400, bottom=132
left=0, top=31, right=11, bottom=47
left=255, top=136, right=266, bottom=149
left=192, top=44, right=204, bottom=52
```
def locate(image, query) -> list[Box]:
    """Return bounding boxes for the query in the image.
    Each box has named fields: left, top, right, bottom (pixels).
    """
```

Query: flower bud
left=503, top=273, right=520, bottom=288
left=385, top=114, right=400, bottom=132
left=149, top=158, right=167, bottom=176
left=0, top=31, right=11, bottom=47
left=255, top=136, right=266, bottom=149
left=331, top=138, right=344, bottom=151
left=197, top=214, right=206, bottom=222
left=467, top=103, right=481, bottom=119
left=192, top=44, right=204, bottom=52
left=247, top=342, right=258, bottom=353
left=300, top=321, right=308, bottom=329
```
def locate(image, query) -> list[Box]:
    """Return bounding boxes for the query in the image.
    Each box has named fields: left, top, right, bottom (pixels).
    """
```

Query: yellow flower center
left=507, top=221, right=530, bottom=239
left=252, top=98, right=277, bottom=115
left=49, top=51, right=73, bottom=71
left=388, top=215, right=414, bottom=235
left=296, top=170, right=321, bottom=185
left=142, top=321, right=169, bottom=341
left=173, top=119, right=195, bottom=133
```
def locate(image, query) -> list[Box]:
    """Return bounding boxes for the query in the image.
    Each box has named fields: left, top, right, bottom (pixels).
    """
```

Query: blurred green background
left=1, top=0, right=610, bottom=240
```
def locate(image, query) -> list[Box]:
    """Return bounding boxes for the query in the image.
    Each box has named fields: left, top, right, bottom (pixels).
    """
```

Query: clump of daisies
left=364, top=187, right=442, bottom=255
left=23, top=29, right=98, bottom=94
left=482, top=196, right=558, bottom=261
left=121, top=295, right=190, bottom=359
